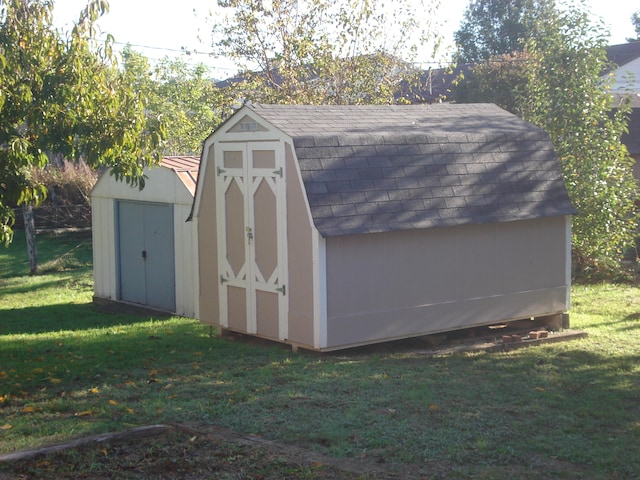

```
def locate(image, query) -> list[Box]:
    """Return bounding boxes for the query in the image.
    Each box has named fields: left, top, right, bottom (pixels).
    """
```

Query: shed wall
left=324, top=216, right=570, bottom=349
left=197, top=143, right=220, bottom=325
left=284, top=142, right=316, bottom=347
left=91, top=168, right=198, bottom=318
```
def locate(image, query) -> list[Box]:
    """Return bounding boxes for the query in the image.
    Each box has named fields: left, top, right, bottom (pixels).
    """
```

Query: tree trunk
left=22, top=205, right=38, bottom=275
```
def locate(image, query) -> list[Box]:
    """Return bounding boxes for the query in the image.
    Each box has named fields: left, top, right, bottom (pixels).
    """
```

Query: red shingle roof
left=160, top=156, right=200, bottom=196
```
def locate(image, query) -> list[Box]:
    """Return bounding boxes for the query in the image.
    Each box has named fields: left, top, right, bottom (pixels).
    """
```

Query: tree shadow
left=0, top=303, right=162, bottom=336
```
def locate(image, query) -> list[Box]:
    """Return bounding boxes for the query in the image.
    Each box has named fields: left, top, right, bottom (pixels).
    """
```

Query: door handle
left=142, top=250, right=147, bottom=260
left=246, top=227, right=253, bottom=244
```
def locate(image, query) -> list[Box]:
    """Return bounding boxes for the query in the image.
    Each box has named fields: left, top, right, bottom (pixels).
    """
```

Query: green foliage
left=0, top=0, right=165, bottom=246
left=454, top=0, right=555, bottom=63
left=523, top=6, right=638, bottom=276
left=454, top=51, right=531, bottom=114
left=212, top=0, right=443, bottom=105
left=629, top=10, right=640, bottom=42
left=122, top=48, right=233, bottom=155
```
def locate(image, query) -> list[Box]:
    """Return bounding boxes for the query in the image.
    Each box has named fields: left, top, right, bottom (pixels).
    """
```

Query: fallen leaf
left=49, top=378, right=62, bottom=384
left=428, top=404, right=440, bottom=411
left=0, top=371, right=8, bottom=379
left=22, top=406, right=35, bottom=413
left=75, top=411, right=92, bottom=417
left=90, top=387, right=99, bottom=394
left=535, top=387, right=545, bottom=392
left=108, top=399, right=118, bottom=406
left=125, top=408, right=134, bottom=414
left=1, top=424, right=12, bottom=430
left=32, top=368, right=44, bottom=374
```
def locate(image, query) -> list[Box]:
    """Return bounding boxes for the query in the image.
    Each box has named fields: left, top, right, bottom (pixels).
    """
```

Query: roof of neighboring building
left=247, top=103, right=575, bottom=237
left=606, top=41, right=640, bottom=68
left=160, top=156, right=200, bottom=196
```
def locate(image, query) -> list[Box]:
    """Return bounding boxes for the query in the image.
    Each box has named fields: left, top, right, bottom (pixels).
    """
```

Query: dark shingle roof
left=247, top=103, right=575, bottom=237
left=606, top=42, right=640, bottom=69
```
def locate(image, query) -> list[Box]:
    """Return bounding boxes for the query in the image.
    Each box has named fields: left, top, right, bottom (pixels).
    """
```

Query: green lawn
left=1, top=232, right=640, bottom=479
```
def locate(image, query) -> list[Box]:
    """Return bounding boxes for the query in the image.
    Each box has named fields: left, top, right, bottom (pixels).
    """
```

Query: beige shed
left=91, top=156, right=199, bottom=317
left=191, top=104, right=575, bottom=351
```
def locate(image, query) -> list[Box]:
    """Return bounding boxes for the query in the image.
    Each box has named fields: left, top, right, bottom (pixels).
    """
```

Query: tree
left=628, top=10, right=640, bottom=42
left=453, top=51, right=531, bottom=114
left=523, top=5, right=638, bottom=276
left=0, top=0, right=165, bottom=270
left=454, top=0, right=555, bottom=63
left=122, top=48, right=233, bottom=155
left=210, top=0, right=444, bottom=105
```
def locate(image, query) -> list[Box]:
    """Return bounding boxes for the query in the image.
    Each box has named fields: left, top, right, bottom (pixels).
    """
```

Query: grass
left=1, top=232, right=640, bottom=478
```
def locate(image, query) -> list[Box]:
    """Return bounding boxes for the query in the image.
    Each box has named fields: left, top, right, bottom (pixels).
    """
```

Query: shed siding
left=174, top=202, right=198, bottom=317
left=197, top=144, right=220, bottom=325
left=91, top=196, right=116, bottom=300
left=324, top=216, right=570, bottom=349
left=284, top=142, right=315, bottom=347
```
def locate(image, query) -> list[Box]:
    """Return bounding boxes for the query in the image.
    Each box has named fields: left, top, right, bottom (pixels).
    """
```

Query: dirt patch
left=0, top=423, right=444, bottom=479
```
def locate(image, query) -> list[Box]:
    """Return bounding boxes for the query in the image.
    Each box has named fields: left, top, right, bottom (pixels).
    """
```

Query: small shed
left=91, top=156, right=200, bottom=317
left=191, top=104, right=575, bottom=351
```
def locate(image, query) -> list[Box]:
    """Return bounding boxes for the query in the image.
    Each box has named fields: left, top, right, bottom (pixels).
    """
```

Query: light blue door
left=117, top=201, right=176, bottom=312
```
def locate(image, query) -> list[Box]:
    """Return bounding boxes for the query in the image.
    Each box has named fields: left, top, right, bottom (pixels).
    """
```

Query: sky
left=52, top=0, right=639, bottom=80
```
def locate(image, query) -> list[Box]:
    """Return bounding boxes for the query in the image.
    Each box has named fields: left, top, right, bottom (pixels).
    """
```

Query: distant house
left=606, top=41, right=640, bottom=93
left=190, top=103, right=575, bottom=351
left=606, top=42, right=640, bottom=174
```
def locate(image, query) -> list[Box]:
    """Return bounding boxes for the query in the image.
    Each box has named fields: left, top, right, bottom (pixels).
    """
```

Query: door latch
left=246, top=226, right=253, bottom=244
left=276, top=285, right=286, bottom=296
left=142, top=250, right=147, bottom=260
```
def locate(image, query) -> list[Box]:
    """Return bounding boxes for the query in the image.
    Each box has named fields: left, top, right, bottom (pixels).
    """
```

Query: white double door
left=215, top=142, right=288, bottom=340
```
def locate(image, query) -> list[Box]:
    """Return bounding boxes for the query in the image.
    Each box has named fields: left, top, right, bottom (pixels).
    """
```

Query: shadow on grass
left=0, top=302, right=162, bottom=335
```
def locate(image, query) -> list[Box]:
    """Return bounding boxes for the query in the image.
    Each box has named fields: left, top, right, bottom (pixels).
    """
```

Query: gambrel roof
left=244, top=103, right=575, bottom=237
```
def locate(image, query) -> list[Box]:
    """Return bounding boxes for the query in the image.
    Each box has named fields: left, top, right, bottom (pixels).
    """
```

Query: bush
left=15, top=160, right=100, bottom=231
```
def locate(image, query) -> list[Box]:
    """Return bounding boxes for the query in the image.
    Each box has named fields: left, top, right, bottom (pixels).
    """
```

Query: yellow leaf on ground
left=49, top=378, right=62, bottom=384
left=22, top=406, right=35, bottom=413
left=75, top=411, right=92, bottom=417
left=0, top=372, right=8, bottom=379
left=126, top=408, right=134, bottom=414
left=535, top=387, right=545, bottom=392
left=428, top=404, right=440, bottom=411
left=1, top=424, right=12, bottom=430
left=32, top=368, right=44, bottom=374
left=108, top=399, right=118, bottom=406
left=90, top=388, right=99, bottom=394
